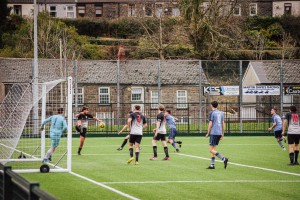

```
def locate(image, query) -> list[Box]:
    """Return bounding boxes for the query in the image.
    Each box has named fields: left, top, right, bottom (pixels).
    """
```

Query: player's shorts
left=129, top=134, right=142, bottom=144
left=76, top=126, right=87, bottom=137
left=209, top=135, right=222, bottom=146
left=153, top=133, right=166, bottom=141
left=288, top=134, right=300, bottom=145
left=168, top=128, right=177, bottom=140
left=274, top=130, right=283, bottom=138
left=50, top=134, right=61, bottom=148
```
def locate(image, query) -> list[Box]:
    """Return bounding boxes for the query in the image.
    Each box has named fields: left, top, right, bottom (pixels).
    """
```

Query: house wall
left=242, top=64, right=260, bottom=103
left=8, top=3, right=34, bottom=17
left=273, top=1, right=300, bottom=16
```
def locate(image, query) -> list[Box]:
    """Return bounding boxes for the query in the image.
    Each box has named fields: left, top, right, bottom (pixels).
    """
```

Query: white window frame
left=151, top=90, right=159, bottom=109
left=99, top=87, right=110, bottom=105
left=249, top=3, right=257, bottom=16
left=283, top=95, right=293, bottom=106
left=73, top=87, right=84, bottom=105
left=131, top=87, right=144, bottom=102
left=172, top=4, right=180, bottom=17
left=177, top=90, right=188, bottom=109
left=128, top=4, right=136, bottom=17
left=49, top=5, right=57, bottom=17
left=66, top=6, right=75, bottom=18
left=95, top=4, right=103, bottom=18
left=233, top=4, right=241, bottom=16
left=155, top=3, right=163, bottom=17
left=78, top=5, right=86, bottom=17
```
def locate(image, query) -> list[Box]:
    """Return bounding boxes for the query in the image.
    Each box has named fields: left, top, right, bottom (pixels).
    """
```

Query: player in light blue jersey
left=205, top=101, right=228, bottom=169
left=165, top=110, right=182, bottom=153
left=40, top=108, right=68, bottom=164
left=268, top=107, right=286, bottom=151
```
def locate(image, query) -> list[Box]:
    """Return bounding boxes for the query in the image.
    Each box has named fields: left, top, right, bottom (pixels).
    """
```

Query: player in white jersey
left=127, top=105, right=147, bottom=165
left=150, top=104, right=170, bottom=161
left=282, top=105, right=300, bottom=165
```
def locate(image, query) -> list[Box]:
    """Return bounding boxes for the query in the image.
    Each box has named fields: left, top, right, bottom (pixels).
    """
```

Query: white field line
left=102, top=180, right=300, bottom=184
left=75, top=144, right=278, bottom=148
left=69, top=171, right=140, bottom=200
left=178, top=153, right=300, bottom=177
left=72, top=153, right=165, bottom=156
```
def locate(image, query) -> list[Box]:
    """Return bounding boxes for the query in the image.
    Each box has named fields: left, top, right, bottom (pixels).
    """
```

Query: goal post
left=0, top=77, right=73, bottom=173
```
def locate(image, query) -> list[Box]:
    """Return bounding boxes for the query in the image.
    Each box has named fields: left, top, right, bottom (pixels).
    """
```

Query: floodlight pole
left=280, top=60, right=283, bottom=115
left=158, top=60, right=161, bottom=104
left=199, top=60, right=202, bottom=134
left=32, top=0, right=39, bottom=135
left=239, top=60, right=243, bottom=133
left=117, top=60, right=120, bottom=132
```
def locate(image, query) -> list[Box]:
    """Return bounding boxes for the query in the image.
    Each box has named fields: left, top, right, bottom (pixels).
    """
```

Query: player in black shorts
left=127, top=105, right=147, bottom=165
left=75, top=106, right=103, bottom=155
left=150, top=104, right=170, bottom=161
left=282, top=105, right=300, bottom=165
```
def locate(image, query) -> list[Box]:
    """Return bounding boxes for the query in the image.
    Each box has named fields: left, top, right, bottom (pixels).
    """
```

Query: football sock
left=211, top=157, right=215, bottom=166
left=153, top=146, right=157, bottom=157
left=164, top=147, right=169, bottom=157
left=278, top=141, right=284, bottom=148
left=295, top=150, right=299, bottom=163
left=129, top=148, right=133, bottom=157
left=78, top=147, right=82, bottom=153
left=216, top=152, right=224, bottom=160
left=171, top=142, right=177, bottom=149
left=289, top=152, right=294, bottom=164
left=44, top=149, right=53, bottom=159
left=135, top=152, right=139, bottom=162
left=121, top=139, right=128, bottom=148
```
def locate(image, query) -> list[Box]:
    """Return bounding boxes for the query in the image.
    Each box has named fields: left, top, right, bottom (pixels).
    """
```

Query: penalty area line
left=69, top=171, right=140, bottom=200
left=102, top=180, right=300, bottom=184
left=178, top=153, right=300, bottom=177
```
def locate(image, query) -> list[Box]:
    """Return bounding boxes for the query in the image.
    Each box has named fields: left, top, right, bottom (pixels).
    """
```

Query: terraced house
left=7, top=0, right=300, bottom=19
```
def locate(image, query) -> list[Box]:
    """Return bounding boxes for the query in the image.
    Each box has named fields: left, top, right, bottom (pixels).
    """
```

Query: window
left=13, top=5, right=22, bottom=16
left=233, top=4, right=241, bottom=16
left=284, top=3, right=292, bottom=15
left=78, top=5, right=86, bottom=17
left=96, top=112, right=114, bottom=126
left=145, top=3, right=153, bottom=17
left=95, top=4, right=103, bottom=17
left=172, top=7, right=180, bottom=16
left=151, top=90, right=159, bottom=109
left=131, top=87, right=143, bottom=102
left=249, top=3, right=257, bottom=16
left=49, top=6, right=56, bottom=17
left=177, top=90, right=187, bottom=108
left=99, top=87, right=110, bottom=104
left=66, top=6, right=75, bottom=18
left=128, top=4, right=136, bottom=17
left=73, top=87, right=84, bottom=105
left=283, top=95, right=293, bottom=106
left=155, top=3, right=163, bottom=17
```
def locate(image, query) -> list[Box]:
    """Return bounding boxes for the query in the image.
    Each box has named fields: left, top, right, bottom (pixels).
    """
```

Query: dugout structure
left=0, top=77, right=73, bottom=173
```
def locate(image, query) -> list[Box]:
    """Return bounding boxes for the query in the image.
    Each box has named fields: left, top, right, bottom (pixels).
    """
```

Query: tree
left=178, top=0, right=244, bottom=59
left=133, top=1, right=189, bottom=60
left=0, top=0, right=11, bottom=48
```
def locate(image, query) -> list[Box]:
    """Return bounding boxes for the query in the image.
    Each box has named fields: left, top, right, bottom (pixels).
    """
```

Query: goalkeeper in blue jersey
left=40, top=108, right=68, bottom=164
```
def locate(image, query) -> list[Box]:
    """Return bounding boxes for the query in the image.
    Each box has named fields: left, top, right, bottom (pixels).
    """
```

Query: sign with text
left=243, top=85, right=280, bottom=95
left=203, top=86, right=239, bottom=96
left=284, top=86, right=300, bottom=95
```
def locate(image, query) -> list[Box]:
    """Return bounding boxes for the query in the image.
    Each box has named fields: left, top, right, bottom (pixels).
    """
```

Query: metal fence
left=0, top=164, right=56, bottom=200
left=1, top=59, right=300, bottom=135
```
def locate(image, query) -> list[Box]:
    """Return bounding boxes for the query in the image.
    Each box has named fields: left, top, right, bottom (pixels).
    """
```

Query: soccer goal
left=0, top=77, right=73, bottom=173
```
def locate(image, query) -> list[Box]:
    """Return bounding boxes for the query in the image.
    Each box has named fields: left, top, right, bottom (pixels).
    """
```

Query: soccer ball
left=99, top=122, right=105, bottom=128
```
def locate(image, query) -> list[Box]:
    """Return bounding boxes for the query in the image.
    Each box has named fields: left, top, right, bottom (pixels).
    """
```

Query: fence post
left=280, top=60, right=284, bottom=116
left=158, top=60, right=161, bottom=104
left=117, top=60, right=120, bottom=132
left=3, top=166, right=12, bottom=200
left=188, top=103, right=190, bottom=135
left=239, top=60, right=243, bottom=133
left=199, top=60, right=202, bottom=134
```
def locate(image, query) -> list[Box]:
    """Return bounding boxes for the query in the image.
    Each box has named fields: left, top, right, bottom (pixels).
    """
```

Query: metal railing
left=0, top=164, right=56, bottom=200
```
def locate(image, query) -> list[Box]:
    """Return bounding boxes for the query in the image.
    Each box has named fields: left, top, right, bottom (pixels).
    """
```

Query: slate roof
left=249, top=60, right=300, bottom=84
left=8, top=0, right=76, bottom=3
left=0, top=58, right=209, bottom=85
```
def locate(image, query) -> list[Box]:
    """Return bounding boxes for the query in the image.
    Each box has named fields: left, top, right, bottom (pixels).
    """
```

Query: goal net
left=0, top=77, right=73, bottom=173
